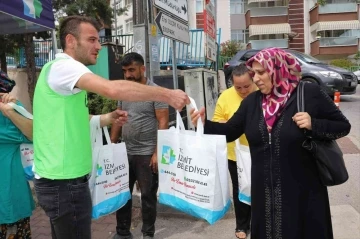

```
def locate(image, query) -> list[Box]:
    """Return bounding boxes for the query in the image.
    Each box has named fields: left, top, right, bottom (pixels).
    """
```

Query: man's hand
left=149, top=153, right=158, bottom=174
left=168, top=89, right=190, bottom=111
left=101, top=109, right=128, bottom=127
left=110, top=109, right=128, bottom=126
left=0, top=93, right=16, bottom=118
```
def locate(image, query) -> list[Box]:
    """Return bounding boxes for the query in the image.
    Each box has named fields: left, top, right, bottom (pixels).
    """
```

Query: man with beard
left=32, top=16, right=188, bottom=239
left=110, top=52, right=168, bottom=239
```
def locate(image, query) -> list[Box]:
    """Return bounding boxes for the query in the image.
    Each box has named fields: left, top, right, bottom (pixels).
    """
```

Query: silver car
left=354, top=70, right=360, bottom=84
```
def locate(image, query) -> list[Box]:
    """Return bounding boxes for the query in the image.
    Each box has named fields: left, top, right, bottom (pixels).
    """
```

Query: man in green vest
left=32, top=15, right=189, bottom=239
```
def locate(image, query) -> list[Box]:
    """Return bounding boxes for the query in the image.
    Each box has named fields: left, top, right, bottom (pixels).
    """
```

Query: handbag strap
left=296, top=81, right=305, bottom=113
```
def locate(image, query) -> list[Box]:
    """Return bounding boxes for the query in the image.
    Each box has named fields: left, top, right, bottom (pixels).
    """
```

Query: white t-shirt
left=48, top=53, right=92, bottom=95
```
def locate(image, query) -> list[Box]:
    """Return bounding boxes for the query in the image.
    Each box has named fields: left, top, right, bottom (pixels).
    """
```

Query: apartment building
left=308, top=0, right=360, bottom=60
left=110, top=0, right=134, bottom=35
left=193, top=0, right=359, bottom=60
left=110, top=0, right=359, bottom=60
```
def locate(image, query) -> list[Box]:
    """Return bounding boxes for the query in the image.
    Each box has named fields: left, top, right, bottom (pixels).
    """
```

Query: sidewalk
left=29, top=197, right=360, bottom=239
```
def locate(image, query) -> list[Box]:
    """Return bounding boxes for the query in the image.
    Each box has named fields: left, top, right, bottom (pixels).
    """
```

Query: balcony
left=310, top=3, right=359, bottom=25
left=249, top=39, right=289, bottom=50
left=311, top=37, right=359, bottom=56
left=245, top=7, right=288, bottom=28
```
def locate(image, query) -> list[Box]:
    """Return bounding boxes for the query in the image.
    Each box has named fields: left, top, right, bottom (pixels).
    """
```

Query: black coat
left=204, top=83, right=351, bottom=239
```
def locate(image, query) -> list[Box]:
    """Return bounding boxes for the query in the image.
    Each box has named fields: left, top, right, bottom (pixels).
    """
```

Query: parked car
left=354, top=70, right=360, bottom=84
left=224, top=49, right=358, bottom=95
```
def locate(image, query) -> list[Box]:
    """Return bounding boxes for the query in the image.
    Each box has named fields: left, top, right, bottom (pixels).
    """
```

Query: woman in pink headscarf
left=190, top=48, right=351, bottom=238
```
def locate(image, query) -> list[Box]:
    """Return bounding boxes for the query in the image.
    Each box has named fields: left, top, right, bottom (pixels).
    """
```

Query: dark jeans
left=34, top=175, right=92, bottom=239
left=228, top=160, right=251, bottom=231
left=115, top=155, right=158, bottom=238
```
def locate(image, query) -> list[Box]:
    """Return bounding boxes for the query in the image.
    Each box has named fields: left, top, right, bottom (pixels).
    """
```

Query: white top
left=48, top=53, right=92, bottom=96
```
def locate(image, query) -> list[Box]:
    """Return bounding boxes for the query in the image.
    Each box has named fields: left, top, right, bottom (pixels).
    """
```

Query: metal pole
left=51, top=29, right=58, bottom=58
left=114, top=0, right=117, bottom=36
left=172, top=40, right=178, bottom=89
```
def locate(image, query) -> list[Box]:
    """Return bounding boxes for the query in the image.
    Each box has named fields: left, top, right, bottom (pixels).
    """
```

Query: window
left=125, top=19, right=133, bottom=33
left=117, top=25, right=123, bottom=35
left=125, top=0, right=131, bottom=6
left=230, top=0, right=245, bottom=14
left=318, top=29, right=360, bottom=38
left=115, top=0, right=123, bottom=9
left=196, top=0, right=203, bottom=13
left=231, top=29, right=247, bottom=43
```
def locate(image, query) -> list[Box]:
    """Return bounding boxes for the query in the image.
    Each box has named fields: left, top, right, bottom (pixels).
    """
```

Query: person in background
left=110, top=52, right=169, bottom=239
left=0, top=71, right=34, bottom=239
left=190, top=48, right=350, bottom=239
left=212, top=63, right=256, bottom=239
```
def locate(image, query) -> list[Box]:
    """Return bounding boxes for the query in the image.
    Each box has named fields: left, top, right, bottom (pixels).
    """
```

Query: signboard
left=154, top=0, right=189, bottom=23
left=204, top=0, right=216, bottom=61
left=155, top=11, right=190, bottom=45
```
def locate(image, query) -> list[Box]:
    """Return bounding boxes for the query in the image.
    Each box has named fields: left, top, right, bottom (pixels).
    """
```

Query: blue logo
left=161, top=145, right=176, bottom=165
left=23, top=0, right=43, bottom=19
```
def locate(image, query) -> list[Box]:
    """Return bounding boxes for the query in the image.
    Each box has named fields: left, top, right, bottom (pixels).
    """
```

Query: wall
left=288, top=0, right=305, bottom=52
left=217, top=0, right=231, bottom=43
left=7, top=69, right=39, bottom=113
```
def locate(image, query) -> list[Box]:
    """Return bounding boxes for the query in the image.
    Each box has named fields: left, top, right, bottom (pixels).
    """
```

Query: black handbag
left=297, top=82, right=349, bottom=186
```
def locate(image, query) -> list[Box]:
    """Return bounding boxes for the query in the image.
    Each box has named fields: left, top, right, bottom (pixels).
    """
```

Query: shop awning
left=0, top=0, right=55, bottom=35
left=310, top=20, right=360, bottom=32
left=249, top=23, right=291, bottom=37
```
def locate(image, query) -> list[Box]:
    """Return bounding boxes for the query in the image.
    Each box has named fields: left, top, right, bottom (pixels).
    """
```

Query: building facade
left=110, top=0, right=359, bottom=60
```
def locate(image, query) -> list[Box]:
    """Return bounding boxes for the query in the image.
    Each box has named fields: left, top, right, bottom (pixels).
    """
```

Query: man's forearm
left=110, top=123, right=122, bottom=143
left=108, top=80, right=172, bottom=103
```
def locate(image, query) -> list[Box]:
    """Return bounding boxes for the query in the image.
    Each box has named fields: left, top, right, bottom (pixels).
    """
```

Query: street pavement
left=29, top=86, right=360, bottom=239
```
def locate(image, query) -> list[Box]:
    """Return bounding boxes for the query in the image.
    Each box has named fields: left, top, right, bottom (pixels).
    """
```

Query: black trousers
left=115, top=155, right=158, bottom=238
left=228, top=160, right=251, bottom=231
left=34, top=175, right=92, bottom=239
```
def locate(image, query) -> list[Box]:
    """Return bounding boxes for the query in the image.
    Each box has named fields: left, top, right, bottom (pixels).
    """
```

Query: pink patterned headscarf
left=246, top=48, right=301, bottom=132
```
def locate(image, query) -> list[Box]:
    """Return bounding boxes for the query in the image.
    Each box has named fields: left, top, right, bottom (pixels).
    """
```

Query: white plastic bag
left=89, top=116, right=131, bottom=219
left=235, top=140, right=251, bottom=205
left=7, top=102, right=34, bottom=180
left=157, top=98, right=230, bottom=224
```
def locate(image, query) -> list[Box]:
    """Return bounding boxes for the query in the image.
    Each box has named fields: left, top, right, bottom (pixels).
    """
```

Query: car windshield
left=289, top=51, right=322, bottom=64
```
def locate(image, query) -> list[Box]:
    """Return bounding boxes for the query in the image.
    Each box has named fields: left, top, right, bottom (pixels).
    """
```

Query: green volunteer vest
left=33, top=59, right=92, bottom=179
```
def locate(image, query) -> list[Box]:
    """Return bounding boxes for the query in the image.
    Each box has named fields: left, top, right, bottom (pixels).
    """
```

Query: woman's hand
left=0, top=93, right=17, bottom=117
left=190, top=107, right=206, bottom=127
left=292, top=112, right=312, bottom=130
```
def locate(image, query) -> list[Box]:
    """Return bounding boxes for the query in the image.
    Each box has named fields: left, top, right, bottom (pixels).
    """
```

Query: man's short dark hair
left=231, top=63, right=251, bottom=82
left=122, top=52, right=145, bottom=67
left=60, top=16, right=101, bottom=50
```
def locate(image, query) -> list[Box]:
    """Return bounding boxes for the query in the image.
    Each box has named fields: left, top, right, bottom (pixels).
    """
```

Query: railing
left=17, top=40, right=54, bottom=68
left=99, top=34, right=134, bottom=54
left=7, top=29, right=221, bottom=69
left=319, top=37, right=358, bottom=47
left=249, top=6, right=288, bottom=17
left=319, top=3, right=358, bottom=14
left=250, top=39, right=288, bottom=49
left=218, top=56, right=232, bottom=69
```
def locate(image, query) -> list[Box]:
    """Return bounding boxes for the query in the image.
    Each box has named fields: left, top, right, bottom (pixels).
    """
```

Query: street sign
left=155, top=11, right=190, bottom=45
left=154, top=0, right=189, bottom=23
left=204, top=0, right=216, bottom=61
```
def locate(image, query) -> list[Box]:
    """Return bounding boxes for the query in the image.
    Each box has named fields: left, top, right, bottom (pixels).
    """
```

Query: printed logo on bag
left=96, top=164, right=103, bottom=177
left=177, top=148, right=209, bottom=176
left=103, top=158, right=126, bottom=176
left=161, top=146, right=176, bottom=165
